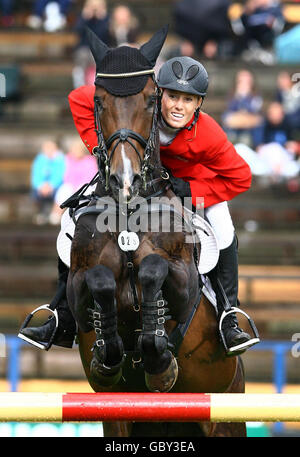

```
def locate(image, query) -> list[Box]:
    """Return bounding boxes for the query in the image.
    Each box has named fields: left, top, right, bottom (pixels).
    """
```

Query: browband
left=96, top=69, right=155, bottom=78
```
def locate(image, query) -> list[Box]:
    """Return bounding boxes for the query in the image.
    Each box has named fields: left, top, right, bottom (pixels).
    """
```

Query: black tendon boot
left=209, top=235, right=259, bottom=356
left=18, top=258, right=77, bottom=350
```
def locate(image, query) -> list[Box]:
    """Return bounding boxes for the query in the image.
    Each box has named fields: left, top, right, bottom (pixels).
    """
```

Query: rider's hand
left=166, top=168, right=192, bottom=199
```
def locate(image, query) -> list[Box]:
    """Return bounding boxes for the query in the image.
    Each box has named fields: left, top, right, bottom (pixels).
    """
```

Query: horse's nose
left=125, top=174, right=142, bottom=199
left=109, top=173, right=122, bottom=192
left=109, top=173, right=142, bottom=200
left=131, top=174, right=142, bottom=192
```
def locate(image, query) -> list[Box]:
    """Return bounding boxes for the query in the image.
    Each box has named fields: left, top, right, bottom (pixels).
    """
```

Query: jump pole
left=1, top=393, right=300, bottom=423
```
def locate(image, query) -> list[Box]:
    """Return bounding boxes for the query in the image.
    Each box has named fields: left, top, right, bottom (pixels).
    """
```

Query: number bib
left=118, top=230, right=140, bottom=252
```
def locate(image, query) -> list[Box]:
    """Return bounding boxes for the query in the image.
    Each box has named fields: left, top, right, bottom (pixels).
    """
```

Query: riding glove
left=166, top=168, right=192, bottom=201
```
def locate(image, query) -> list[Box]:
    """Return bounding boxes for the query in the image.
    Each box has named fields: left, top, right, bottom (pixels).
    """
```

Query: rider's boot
left=208, top=235, right=259, bottom=356
left=18, top=258, right=77, bottom=349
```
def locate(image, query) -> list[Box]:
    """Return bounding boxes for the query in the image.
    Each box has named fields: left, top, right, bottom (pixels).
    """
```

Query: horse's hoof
left=145, top=355, right=178, bottom=392
left=90, top=358, right=123, bottom=387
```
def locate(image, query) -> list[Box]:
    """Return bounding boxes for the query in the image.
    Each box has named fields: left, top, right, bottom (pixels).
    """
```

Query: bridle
left=92, top=74, right=166, bottom=193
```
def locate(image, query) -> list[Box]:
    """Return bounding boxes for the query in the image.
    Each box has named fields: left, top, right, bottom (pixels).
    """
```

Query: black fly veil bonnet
left=86, top=25, right=168, bottom=96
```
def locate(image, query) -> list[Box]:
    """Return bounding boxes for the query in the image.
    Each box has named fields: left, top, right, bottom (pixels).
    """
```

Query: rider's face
left=161, top=89, right=201, bottom=128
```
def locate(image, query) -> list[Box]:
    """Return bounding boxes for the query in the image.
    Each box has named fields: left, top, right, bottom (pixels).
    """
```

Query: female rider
left=19, top=56, right=259, bottom=356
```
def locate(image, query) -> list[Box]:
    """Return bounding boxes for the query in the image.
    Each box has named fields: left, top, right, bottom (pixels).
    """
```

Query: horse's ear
left=140, top=25, right=169, bottom=67
left=86, top=27, right=109, bottom=65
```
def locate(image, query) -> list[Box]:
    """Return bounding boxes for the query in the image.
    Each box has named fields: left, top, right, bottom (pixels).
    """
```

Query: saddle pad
left=189, top=212, right=220, bottom=274
left=56, top=210, right=76, bottom=268
left=57, top=185, right=97, bottom=267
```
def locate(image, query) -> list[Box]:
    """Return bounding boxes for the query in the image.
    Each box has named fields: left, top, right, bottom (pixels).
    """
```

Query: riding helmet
left=157, top=56, right=209, bottom=97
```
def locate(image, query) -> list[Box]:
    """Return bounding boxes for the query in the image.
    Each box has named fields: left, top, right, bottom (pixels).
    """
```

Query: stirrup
left=18, top=304, right=59, bottom=351
left=219, top=307, right=260, bottom=355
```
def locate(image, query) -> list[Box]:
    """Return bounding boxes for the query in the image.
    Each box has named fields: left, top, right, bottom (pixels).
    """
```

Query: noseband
left=92, top=77, right=162, bottom=192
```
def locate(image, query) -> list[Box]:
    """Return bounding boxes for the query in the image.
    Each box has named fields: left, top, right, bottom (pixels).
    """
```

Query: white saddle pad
left=56, top=210, right=76, bottom=268
left=188, top=212, right=220, bottom=275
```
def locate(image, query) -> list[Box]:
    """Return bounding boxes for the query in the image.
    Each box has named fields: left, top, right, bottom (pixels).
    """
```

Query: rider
left=19, top=55, right=259, bottom=356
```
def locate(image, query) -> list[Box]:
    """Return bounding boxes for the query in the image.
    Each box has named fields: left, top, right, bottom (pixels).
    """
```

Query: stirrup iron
left=18, top=304, right=59, bottom=351
left=219, top=306, right=260, bottom=354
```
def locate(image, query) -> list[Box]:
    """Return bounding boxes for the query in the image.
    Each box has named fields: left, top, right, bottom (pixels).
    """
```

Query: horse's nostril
left=110, top=173, right=141, bottom=200
left=132, top=174, right=142, bottom=188
left=109, top=174, right=121, bottom=189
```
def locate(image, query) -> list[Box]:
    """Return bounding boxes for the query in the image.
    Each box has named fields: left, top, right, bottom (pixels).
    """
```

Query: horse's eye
left=94, top=96, right=104, bottom=113
left=146, top=94, right=156, bottom=110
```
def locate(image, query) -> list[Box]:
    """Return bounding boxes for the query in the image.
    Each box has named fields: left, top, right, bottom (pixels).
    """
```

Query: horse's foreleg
left=138, top=254, right=178, bottom=392
left=102, top=422, right=132, bottom=437
left=85, top=265, right=125, bottom=387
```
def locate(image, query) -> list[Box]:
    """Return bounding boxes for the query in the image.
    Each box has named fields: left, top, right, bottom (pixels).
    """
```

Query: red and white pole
left=0, top=393, right=300, bottom=423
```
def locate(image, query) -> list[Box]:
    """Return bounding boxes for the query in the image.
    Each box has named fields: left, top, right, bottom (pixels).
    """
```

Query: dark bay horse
left=67, top=28, right=246, bottom=437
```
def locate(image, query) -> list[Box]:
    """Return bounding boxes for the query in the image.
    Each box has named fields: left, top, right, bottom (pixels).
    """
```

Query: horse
left=66, top=27, right=247, bottom=437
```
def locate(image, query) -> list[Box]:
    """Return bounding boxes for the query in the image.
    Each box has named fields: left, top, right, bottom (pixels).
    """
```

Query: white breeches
left=204, top=201, right=235, bottom=250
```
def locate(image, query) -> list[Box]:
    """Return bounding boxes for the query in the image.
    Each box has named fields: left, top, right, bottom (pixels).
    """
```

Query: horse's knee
left=138, top=254, right=168, bottom=294
left=85, top=265, right=124, bottom=384
left=85, top=265, right=116, bottom=305
left=137, top=255, right=174, bottom=382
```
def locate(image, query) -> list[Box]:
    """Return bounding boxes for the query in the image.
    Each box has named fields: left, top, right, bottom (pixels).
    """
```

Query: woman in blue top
left=31, top=139, right=65, bottom=222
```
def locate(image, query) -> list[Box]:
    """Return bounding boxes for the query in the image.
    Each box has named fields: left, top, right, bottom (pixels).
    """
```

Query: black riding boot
left=208, top=235, right=259, bottom=356
left=18, top=258, right=77, bottom=350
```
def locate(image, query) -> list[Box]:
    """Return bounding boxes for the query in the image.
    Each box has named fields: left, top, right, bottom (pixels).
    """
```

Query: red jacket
left=68, top=85, right=251, bottom=208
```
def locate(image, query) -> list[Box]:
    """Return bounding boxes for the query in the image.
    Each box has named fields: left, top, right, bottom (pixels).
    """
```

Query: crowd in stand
left=0, top=0, right=299, bottom=63
left=72, top=0, right=140, bottom=87
left=30, top=137, right=98, bottom=225
left=222, top=69, right=300, bottom=185
left=0, top=0, right=299, bottom=223
left=0, top=0, right=299, bottom=65
left=0, top=0, right=140, bottom=37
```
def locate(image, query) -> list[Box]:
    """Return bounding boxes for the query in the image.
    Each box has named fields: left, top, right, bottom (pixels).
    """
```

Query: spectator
left=72, top=0, right=110, bottom=88
left=173, top=0, right=234, bottom=59
left=275, top=71, right=300, bottom=134
left=27, top=0, right=71, bottom=32
left=259, top=101, right=291, bottom=146
left=31, top=140, right=65, bottom=225
left=236, top=102, right=300, bottom=180
left=231, top=0, right=285, bottom=63
left=162, top=39, right=196, bottom=61
left=108, top=4, right=140, bottom=47
left=222, top=69, right=264, bottom=148
left=0, top=0, right=14, bottom=27
left=49, top=138, right=98, bottom=224
left=256, top=143, right=300, bottom=181
left=256, top=102, right=300, bottom=179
